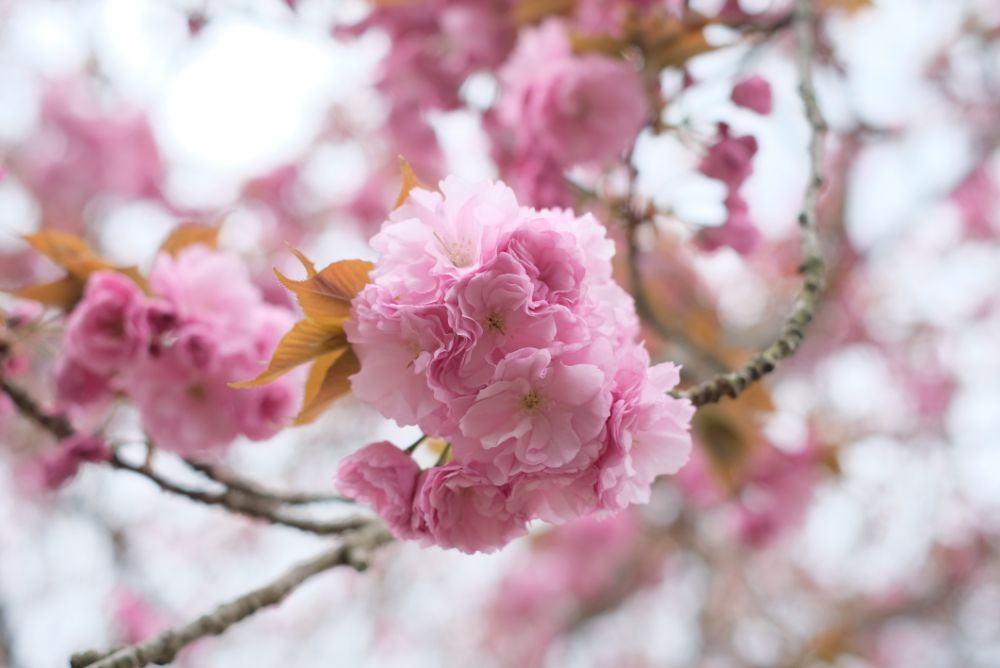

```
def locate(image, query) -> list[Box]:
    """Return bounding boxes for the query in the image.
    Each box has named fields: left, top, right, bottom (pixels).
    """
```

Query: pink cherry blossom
left=597, top=345, right=694, bottom=510
left=149, top=245, right=263, bottom=344
left=346, top=293, right=452, bottom=430
left=345, top=176, right=693, bottom=552
left=498, top=20, right=649, bottom=167
left=700, top=123, right=759, bottom=192
left=458, top=348, right=611, bottom=481
left=411, top=463, right=528, bottom=554
left=698, top=193, right=763, bottom=255
left=64, top=271, right=148, bottom=374
left=41, top=434, right=111, bottom=489
left=336, top=441, right=421, bottom=539
left=731, top=75, right=774, bottom=114
left=110, top=246, right=305, bottom=453
left=368, top=176, right=521, bottom=305
left=54, top=356, right=113, bottom=411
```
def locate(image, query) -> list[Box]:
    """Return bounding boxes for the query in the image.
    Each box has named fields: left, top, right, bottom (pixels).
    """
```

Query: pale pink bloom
left=369, top=177, right=521, bottom=305
left=18, top=80, right=163, bottom=226
left=431, top=251, right=563, bottom=401
left=731, top=75, right=773, bottom=114
left=597, top=344, right=693, bottom=510
left=124, top=247, right=300, bottom=454
left=149, top=246, right=262, bottom=346
left=499, top=20, right=648, bottom=167
left=349, top=176, right=692, bottom=551
left=336, top=441, right=421, bottom=538
left=518, top=208, right=616, bottom=283
left=509, top=470, right=600, bottom=524
left=458, top=348, right=611, bottom=481
left=237, top=306, right=303, bottom=440
left=508, top=151, right=573, bottom=209
left=346, top=292, right=452, bottom=429
left=126, top=349, right=247, bottom=456
left=411, top=463, right=527, bottom=553
left=64, top=271, right=148, bottom=374
left=699, top=123, right=758, bottom=191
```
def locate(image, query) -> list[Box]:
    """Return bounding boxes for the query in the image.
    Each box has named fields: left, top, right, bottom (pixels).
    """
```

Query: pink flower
left=18, top=80, right=164, bottom=227
left=347, top=293, right=452, bottom=429
left=149, top=246, right=262, bottom=344
left=54, top=356, right=113, bottom=410
left=731, top=75, right=773, bottom=114
left=498, top=20, right=648, bottom=167
left=369, top=176, right=522, bottom=305
left=699, top=124, right=758, bottom=192
left=121, top=247, right=301, bottom=455
left=509, top=151, right=573, bottom=209
left=458, top=348, right=611, bottom=481
left=126, top=350, right=247, bottom=456
left=64, top=271, right=148, bottom=374
left=697, top=193, right=762, bottom=256
left=411, top=463, right=527, bottom=553
left=347, top=176, right=693, bottom=551
left=597, top=345, right=693, bottom=510
left=41, top=434, right=111, bottom=489
left=336, top=441, right=421, bottom=538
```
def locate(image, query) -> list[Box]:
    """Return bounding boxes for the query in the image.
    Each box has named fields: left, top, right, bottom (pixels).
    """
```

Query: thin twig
left=69, top=523, right=391, bottom=668
left=181, top=458, right=350, bottom=506
left=676, top=0, right=827, bottom=407
left=0, top=378, right=366, bottom=536
left=110, top=451, right=367, bottom=535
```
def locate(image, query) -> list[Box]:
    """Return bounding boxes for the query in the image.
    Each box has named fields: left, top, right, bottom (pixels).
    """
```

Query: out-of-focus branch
left=182, top=458, right=350, bottom=506
left=677, top=0, right=827, bottom=407
left=69, top=522, right=391, bottom=668
left=110, top=450, right=366, bottom=535
left=623, top=208, right=732, bottom=377
left=0, top=598, right=18, bottom=668
left=0, top=377, right=365, bottom=536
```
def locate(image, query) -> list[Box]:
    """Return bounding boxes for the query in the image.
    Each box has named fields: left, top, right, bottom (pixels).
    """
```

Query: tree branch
left=0, top=377, right=366, bottom=536
left=181, top=458, right=350, bottom=506
left=69, top=522, right=391, bottom=668
left=676, top=0, right=827, bottom=407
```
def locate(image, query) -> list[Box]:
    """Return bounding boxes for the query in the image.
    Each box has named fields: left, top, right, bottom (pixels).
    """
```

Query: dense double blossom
left=337, top=177, right=694, bottom=553
left=56, top=246, right=302, bottom=455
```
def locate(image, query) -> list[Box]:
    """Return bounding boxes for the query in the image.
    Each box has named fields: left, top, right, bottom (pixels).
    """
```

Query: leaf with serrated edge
left=274, top=259, right=373, bottom=327
left=294, top=347, right=359, bottom=425
left=230, top=320, right=347, bottom=388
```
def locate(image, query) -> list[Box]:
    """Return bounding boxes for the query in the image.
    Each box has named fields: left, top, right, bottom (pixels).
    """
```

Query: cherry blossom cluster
left=336, top=177, right=693, bottom=553
left=695, top=76, right=773, bottom=256
left=56, top=246, right=301, bottom=456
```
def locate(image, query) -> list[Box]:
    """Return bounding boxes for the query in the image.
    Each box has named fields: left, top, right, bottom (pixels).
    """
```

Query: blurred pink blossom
left=731, top=75, right=774, bottom=114
left=498, top=20, right=649, bottom=167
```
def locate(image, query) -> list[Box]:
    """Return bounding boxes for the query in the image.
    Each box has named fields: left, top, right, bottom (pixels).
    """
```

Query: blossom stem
left=0, top=377, right=365, bottom=535
left=404, top=433, right=427, bottom=455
